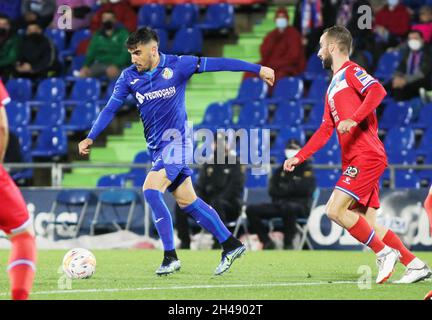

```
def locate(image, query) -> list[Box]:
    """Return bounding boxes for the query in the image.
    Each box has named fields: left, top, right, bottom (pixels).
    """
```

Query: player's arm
left=0, top=106, right=9, bottom=163
left=284, top=102, right=334, bottom=172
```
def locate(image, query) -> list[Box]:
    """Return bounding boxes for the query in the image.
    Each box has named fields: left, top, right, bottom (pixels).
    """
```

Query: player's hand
left=283, top=157, right=300, bottom=172
left=259, top=66, right=275, bottom=87
left=78, top=138, right=93, bottom=156
left=337, top=119, right=357, bottom=134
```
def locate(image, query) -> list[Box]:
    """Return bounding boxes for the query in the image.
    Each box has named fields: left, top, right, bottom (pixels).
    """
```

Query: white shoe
left=394, top=258, right=432, bottom=284
left=376, top=247, right=399, bottom=284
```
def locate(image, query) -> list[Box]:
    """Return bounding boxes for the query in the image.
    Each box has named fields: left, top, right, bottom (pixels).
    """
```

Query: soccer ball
left=62, top=248, right=96, bottom=279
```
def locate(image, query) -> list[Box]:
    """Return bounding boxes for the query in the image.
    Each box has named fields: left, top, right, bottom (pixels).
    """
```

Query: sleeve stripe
left=203, top=57, right=207, bottom=72
left=360, top=80, right=378, bottom=94
left=1, top=97, right=10, bottom=106
left=111, top=96, right=123, bottom=103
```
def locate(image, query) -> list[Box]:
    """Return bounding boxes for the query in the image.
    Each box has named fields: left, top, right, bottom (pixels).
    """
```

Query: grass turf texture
left=0, top=250, right=430, bottom=300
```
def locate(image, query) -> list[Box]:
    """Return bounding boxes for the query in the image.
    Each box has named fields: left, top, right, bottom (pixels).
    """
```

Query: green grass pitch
left=0, top=250, right=430, bottom=300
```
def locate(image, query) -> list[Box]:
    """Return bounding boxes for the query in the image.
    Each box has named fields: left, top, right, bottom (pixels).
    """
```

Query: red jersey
left=0, top=80, right=10, bottom=107
left=296, top=61, right=387, bottom=166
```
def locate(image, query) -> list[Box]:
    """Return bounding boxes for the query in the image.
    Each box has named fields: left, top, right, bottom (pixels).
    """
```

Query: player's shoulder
left=118, top=65, right=139, bottom=82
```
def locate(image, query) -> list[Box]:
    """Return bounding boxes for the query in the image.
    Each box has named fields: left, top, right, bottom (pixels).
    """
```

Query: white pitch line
left=0, top=280, right=359, bottom=297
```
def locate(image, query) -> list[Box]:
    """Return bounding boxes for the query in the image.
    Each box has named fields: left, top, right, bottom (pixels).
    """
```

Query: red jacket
left=90, top=1, right=137, bottom=33
left=375, top=4, right=411, bottom=37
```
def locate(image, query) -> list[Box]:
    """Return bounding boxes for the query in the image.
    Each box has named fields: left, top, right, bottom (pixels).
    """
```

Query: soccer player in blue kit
left=78, top=27, right=275, bottom=276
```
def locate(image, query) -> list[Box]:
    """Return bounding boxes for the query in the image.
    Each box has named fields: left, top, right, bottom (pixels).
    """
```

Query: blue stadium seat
left=31, top=127, right=68, bottom=158
left=384, top=126, right=415, bottom=154
left=235, top=100, right=268, bottom=128
left=269, top=100, right=304, bottom=129
left=302, top=54, right=328, bottom=80
left=197, top=102, right=232, bottom=130
left=64, top=102, right=99, bottom=132
left=60, top=28, right=91, bottom=60
left=315, top=169, right=340, bottom=188
left=171, top=27, right=203, bottom=55
left=416, top=127, right=432, bottom=156
left=197, top=3, right=234, bottom=31
left=231, top=78, right=268, bottom=104
left=67, top=55, right=86, bottom=77
left=45, top=28, right=66, bottom=52
left=125, top=150, right=150, bottom=187
left=395, top=169, right=420, bottom=188
left=303, top=102, right=324, bottom=131
left=387, top=149, right=417, bottom=164
left=271, top=126, right=306, bottom=156
left=5, top=78, right=32, bottom=102
left=33, top=78, right=66, bottom=103
left=28, top=102, right=65, bottom=130
left=374, top=51, right=401, bottom=82
left=6, top=101, right=31, bottom=129
left=154, top=28, right=169, bottom=53
left=269, top=77, right=304, bottom=102
left=167, top=3, right=199, bottom=30
left=67, top=78, right=101, bottom=103
left=137, top=4, right=167, bottom=28
left=411, top=103, right=432, bottom=130
left=379, top=101, right=413, bottom=130
left=97, top=174, right=126, bottom=187
left=245, top=169, right=268, bottom=188
left=313, top=147, right=341, bottom=165
left=12, top=126, right=32, bottom=156
left=300, top=76, right=328, bottom=104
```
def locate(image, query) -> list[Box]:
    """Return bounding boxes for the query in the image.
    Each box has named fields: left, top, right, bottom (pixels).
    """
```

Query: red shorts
left=335, top=158, right=387, bottom=210
left=0, top=166, right=30, bottom=234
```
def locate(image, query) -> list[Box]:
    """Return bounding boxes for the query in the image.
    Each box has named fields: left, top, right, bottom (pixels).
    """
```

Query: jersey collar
left=334, top=60, right=351, bottom=75
left=145, top=52, right=166, bottom=76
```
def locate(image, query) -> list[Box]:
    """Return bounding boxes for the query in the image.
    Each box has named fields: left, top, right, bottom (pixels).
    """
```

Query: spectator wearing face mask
left=387, top=30, right=432, bottom=101
left=246, top=140, right=316, bottom=250
left=21, top=0, right=56, bottom=29
left=412, top=6, right=432, bottom=43
left=0, top=14, right=21, bottom=79
left=243, top=7, right=306, bottom=87
left=79, top=10, right=130, bottom=80
left=15, top=22, right=57, bottom=79
left=90, top=0, right=137, bottom=33
left=51, top=0, right=96, bottom=31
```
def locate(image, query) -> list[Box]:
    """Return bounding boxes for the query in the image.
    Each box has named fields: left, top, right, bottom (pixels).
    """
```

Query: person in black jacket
left=14, top=22, right=57, bottom=79
left=246, top=140, right=316, bottom=249
left=175, top=136, right=245, bottom=249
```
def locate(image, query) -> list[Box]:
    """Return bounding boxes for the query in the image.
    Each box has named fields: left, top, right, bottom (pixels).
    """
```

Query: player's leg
left=143, top=169, right=180, bottom=275
left=364, top=207, right=431, bottom=283
left=172, top=177, right=245, bottom=275
left=424, top=185, right=432, bottom=235
left=326, top=189, right=398, bottom=284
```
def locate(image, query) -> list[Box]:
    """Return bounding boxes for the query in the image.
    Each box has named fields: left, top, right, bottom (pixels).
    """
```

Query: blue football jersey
left=112, top=53, right=199, bottom=151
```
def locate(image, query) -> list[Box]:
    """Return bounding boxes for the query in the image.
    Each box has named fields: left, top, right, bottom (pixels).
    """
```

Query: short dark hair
left=323, top=25, right=353, bottom=55
left=408, top=29, right=424, bottom=39
left=0, top=13, right=10, bottom=23
left=126, top=27, right=159, bottom=49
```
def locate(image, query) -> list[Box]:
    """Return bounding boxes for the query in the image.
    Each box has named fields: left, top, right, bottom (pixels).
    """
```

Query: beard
left=322, top=55, right=333, bottom=70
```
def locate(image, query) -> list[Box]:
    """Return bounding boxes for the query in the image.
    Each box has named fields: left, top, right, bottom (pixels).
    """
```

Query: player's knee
left=326, top=203, right=343, bottom=222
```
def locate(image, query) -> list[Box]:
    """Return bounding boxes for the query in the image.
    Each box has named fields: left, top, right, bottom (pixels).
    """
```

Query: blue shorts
left=149, top=143, right=193, bottom=193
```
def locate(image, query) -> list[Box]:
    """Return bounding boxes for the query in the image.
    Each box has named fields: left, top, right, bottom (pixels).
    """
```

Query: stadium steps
left=62, top=5, right=294, bottom=187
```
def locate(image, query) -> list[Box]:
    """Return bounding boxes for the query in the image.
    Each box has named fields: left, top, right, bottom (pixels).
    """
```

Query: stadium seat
left=245, top=169, right=268, bottom=188
left=374, top=51, right=401, bottom=82
left=137, top=4, right=167, bottom=29
left=5, top=78, right=32, bottom=102
left=91, top=189, right=138, bottom=235
left=302, top=54, right=328, bottom=80
left=33, top=78, right=66, bottom=103
left=269, top=100, right=304, bottom=129
left=387, top=149, right=417, bottom=164
left=384, top=126, right=416, bottom=154
left=28, top=102, right=66, bottom=131
left=269, top=77, right=304, bottom=102
left=197, top=101, right=233, bottom=130
left=64, top=102, right=99, bottom=132
left=11, top=126, right=32, bottom=157
left=411, top=103, right=432, bottom=130
left=197, top=3, right=234, bottom=31
left=171, top=27, right=203, bottom=55
left=124, top=150, right=150, bottom=187
left=271, top=126, right=306, bottom=156
left=67, top=55, right=86, bottom=78
left=303, top=102, right=324, bottom=131
left=45, top=28, right=66, bottom=52
left=231, top=78, right=268, bottom=104
left=379, top=101, right=413, bottom=130
left=235, top=100, right=268, bottom=128
left=60, top=28, right=91, bottom=60
left=395, top=169, right=420, bottom=188
left=416, top=127, right=432, bottom=156
left=31, top=126, right=68, bottom=158
left=315, top=169, right=340, bottom=188
left=6, top=101, right=31, bottom=129
left=97, top=174, right=126, bottom=187
left=67, top=78, right=101, bottom=103
left=154, top=28, right=169, bottom=53
left=300, top=77, right=328, bottom=104
left=313, top=147, right=341, bottom=165
left=167, top=3, right=199, bottom=30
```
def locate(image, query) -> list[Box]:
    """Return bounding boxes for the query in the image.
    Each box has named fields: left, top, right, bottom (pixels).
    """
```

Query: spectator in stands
left=0, top=14, right=20, bottom=79
left=90, top=0, right=137, bottom=33
left=412, top=5, right=432, bottom=43
left=51, top=0, right=97, bottom=31
left=246, top=140, right=316, bottom=250
left=244, top=7, right=306, bottom=85
left=79, top=10, right=130, bottom=80
left=15, top=22, right=57, bottom=79
left=373, top=0, right=411, bottom=61
left=21, top=0, right=56, bottom=28
left=387, top=30, right=432, bottom=101
left=175, top=134, right=244, bottom=249
left=0, top=0, right=22, bottom=22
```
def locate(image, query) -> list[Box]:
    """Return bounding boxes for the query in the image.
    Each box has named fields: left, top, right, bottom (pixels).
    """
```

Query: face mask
left=408, top=39, right=423, bottom=51
left=276, top=18, right=288, bottom=29
left=102, top=21, right=114, bottom=30
left=0, top=28, right=9, bottom=37
left=285, top=149, right=298, bottom=159
left=387, top=0, right=398, bottom=8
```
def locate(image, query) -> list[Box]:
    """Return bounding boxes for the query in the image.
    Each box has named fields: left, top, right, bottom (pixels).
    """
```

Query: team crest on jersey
left=162, top=67, right=173, bottom=80
left=343, top=166, right=360, bottom=178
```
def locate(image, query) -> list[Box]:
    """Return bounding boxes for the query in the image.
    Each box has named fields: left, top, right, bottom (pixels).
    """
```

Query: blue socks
left=183, top=198, right=231, bottom=243
left=144, top=189, right=175, bottom=251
